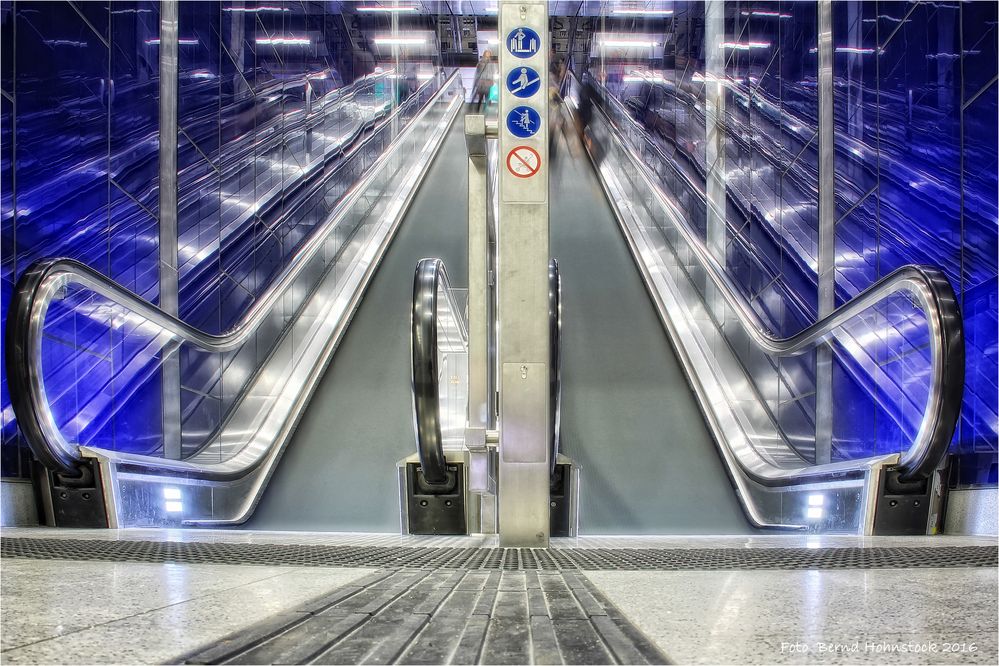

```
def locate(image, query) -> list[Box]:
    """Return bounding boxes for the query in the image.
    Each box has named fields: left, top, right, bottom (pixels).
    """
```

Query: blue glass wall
left=0, top=1, right=444, bottom=478
left=2, top=1, right=162, bottom=476
left=588, top=0, right=997, bottom=485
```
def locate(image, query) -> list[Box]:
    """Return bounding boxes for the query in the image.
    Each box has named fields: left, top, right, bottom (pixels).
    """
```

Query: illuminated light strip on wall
left=611, top=9, right=674, bottom=15
left=740, top=10, right=791, bottom=18
left=357, top=5, right=418, bottom=11
left=808, top=46, right=882, bottom=55
left=145, top=38, right=199, bottom=45
left=372, top=37, right=426, bottom=45
left=719, top=41, right=771, bottom=50
left=623, top=71, right=667, bottom=84
left=600, top=40, right=656, bottom=48
left=257, top=37, right=312, bottom=46
left=224, top=6, right=290, bottom=12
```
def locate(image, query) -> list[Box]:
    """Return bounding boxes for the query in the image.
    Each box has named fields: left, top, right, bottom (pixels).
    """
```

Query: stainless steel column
left=497, top=0, right=550, bottom=547
left=464, top=114, right=496, bottom=532
left=158, top=0, right=181, bottom=459
left=815, top=0, right=835, bottom=465
left=704, top=0, right=728, bottom=323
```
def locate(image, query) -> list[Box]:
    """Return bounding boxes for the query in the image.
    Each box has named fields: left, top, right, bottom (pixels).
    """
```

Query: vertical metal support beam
left=704, top=0, right=727, bottom=323
left=158, top=0, right=182, bottom=459
left=497, top=0, right=550, bottom=547
left=464, top=115, right=495, bottom=527
left=815, top=0, right=835, bottom=465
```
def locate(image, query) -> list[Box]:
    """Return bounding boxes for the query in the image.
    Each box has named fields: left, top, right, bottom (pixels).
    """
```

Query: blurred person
left=471, top=49, right=496, bottom=111
left=548, top=72, right=566, bottom=166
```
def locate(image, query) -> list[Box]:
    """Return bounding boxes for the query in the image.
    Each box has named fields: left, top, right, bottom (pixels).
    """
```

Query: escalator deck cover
left=2, top=538, right=996, bottom=571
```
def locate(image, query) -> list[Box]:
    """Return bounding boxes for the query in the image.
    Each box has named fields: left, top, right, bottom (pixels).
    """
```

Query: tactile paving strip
left=179, top=569, right=672, bottom=665
left=2, top=537, right=996, bottom=570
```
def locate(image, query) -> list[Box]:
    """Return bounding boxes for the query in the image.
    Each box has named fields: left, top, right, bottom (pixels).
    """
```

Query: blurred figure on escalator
left=471, top=50, right=496, bottom=111
left=573, top=75, right=604, bottom=165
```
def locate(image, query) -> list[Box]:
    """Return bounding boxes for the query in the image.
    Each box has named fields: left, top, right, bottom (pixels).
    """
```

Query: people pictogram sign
left=506, top=105, right=541, bottom=138
left=506, top=145, right=541, bottom=178
left=507, top=27, right=541, bottom=58
left=506, top=66, right=541, bottom=98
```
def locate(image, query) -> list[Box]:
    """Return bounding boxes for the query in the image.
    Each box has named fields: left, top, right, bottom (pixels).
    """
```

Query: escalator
left=5, top=72, right=466, bottom=529
left=548, top=133, right=753, bottom=534
left=246, top=119, right=471, bottom=531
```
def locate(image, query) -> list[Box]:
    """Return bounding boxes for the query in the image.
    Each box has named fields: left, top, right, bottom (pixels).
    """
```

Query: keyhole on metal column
left=520, top=365, right=528, bottom=379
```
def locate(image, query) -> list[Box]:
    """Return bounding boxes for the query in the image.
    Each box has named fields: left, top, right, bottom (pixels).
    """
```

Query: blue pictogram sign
left=507, top=27, right=541, bottom=59
left=506, top=105, right=541, bottom=138
left=506, top=66, right=541, bottom=98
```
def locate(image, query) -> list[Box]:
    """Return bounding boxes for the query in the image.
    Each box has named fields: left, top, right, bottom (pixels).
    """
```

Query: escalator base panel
left=180, top=569, right=670, bottom=665
left=2, top=538, right=995, bottom=571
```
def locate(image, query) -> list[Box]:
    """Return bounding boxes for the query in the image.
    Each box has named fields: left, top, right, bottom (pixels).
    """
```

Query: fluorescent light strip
left=373, top=37, right=426, bottom=45
left=257, top=37, right=311, bottom=46
left=601, top=40, right=655, bottom=48
left=145, top=38, right=199, bottom=45
left=740, top=10, right=792, bottom=18
left=611, top=9, right=673, bottom=16
left=719, top=41, right=771, bottom=50
left=223, top=6, right=289, bottom=12
left=357, top=5, right=418, bottom=11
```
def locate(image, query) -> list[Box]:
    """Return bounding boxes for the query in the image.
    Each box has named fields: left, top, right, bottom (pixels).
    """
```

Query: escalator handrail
left=5, top=70, right=462, bottom=475
left=549, top=258, right=561, bottom=475
left=411, top=258, right=561, bottom=482
left=576, top=72, right=964, bottom=481
left=411, top=258, right=468, bottom=484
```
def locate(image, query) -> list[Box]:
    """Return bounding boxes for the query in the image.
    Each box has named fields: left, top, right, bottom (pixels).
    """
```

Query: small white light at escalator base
left=807, top=493, right=824, bottom=507
left=163, top=487, right=182, bottom=500
left=806, top=507, right=823, bottom=519
left=165, top=501, right=183, bottom=513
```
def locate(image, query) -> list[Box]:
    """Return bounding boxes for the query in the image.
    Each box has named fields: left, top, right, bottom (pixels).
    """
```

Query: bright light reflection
left=257, top=37, right=311, bottom=46
left=373, top=37, right=426, bottom=45
left=356, top=5, right=418, bottom=11
left=165, top=501, right=184, bottom=513
left=719, top=41, right=771, bottom=50
left=611, top=9, right=673, bottom=16
left=601, top=39, right=656, bottom=48
left=145, top=38, right=199, bottom=45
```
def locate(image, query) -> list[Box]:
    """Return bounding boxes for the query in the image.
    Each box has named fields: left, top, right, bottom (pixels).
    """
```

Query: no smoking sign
left=506, top=145, right=541, bottom=178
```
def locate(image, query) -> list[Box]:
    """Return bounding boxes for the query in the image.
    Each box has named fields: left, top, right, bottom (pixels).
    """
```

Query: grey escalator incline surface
left=549, top=133, right=754, bottom=534
left=245, top=116, right=469, bottom=530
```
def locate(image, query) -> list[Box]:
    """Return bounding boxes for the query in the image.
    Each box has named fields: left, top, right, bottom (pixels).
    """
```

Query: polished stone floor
left=0, top=529, right=996, bottom=665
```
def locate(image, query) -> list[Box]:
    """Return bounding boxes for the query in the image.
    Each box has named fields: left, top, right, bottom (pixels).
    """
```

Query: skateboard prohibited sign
left=506, top=145, right=541, bottom=178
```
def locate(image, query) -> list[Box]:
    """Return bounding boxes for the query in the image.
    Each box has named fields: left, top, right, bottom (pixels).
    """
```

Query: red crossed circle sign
left=506, top=145, right=541, bottom=178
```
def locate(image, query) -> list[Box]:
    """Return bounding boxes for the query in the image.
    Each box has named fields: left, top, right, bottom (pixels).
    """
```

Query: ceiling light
left=257, top=37, right=312, bottom=46
left=357, top=5, right=418, bottom=12
left=373, top=37, right=426, bottom=45
left=145, top=38, right=199, bottom=45
left=719, top=41, right=771, bottom=50
left=600, top=39, right=656, bottom=48
left=611, top=9, right=673, bottom=16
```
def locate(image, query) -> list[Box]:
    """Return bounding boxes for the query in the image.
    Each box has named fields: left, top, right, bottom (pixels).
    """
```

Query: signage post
left=497, top=0, right=550, bottom=547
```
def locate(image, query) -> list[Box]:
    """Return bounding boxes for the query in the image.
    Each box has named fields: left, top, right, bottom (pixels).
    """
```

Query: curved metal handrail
left=410, top=258, right=468, bottom=484
left=5, top=70, right=461, bottom=475
left=549, top=258, right=562, bottom=475
left=411, top=257, right=564, bottom=483
left=579, top=72, right=964, bottom=481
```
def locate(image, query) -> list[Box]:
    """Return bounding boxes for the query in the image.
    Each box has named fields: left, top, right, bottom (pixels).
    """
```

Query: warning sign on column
left=506, top=145, right=541, bottom=178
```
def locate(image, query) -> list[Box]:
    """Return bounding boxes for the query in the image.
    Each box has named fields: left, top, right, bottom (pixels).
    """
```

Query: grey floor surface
left=2, top=531, right=995, bottom=665
left=248, top=119, right=750, bottom=534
